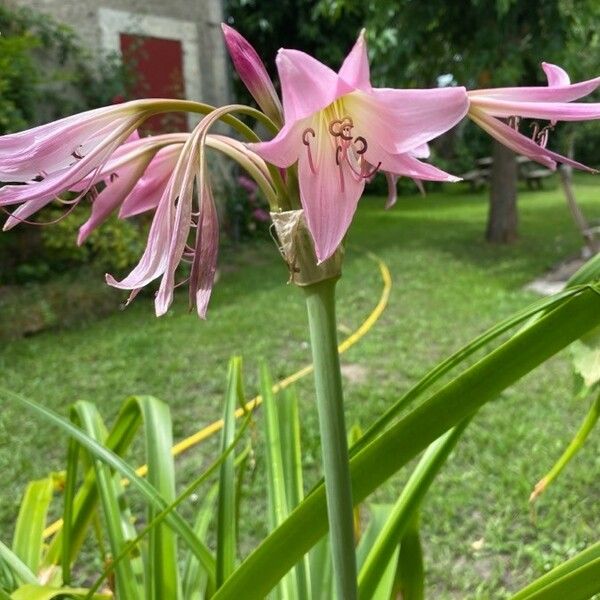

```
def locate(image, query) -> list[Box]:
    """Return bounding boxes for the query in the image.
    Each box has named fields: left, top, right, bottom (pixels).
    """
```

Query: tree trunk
left=486, top=140, right=518, bottom=243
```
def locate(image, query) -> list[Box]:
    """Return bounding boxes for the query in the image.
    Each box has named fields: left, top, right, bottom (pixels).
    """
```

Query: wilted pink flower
left=251, top=30, right=468, bottom=262
left=104, top=115, right=277, bottom=318
left=0, top=100, right=192, bottom=229
left=468, top=63, right=600, bottom=170
left=222, top=24, right=284, bottom=126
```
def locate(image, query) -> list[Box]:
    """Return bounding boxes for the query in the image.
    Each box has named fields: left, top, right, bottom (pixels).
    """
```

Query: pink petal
left=469, top=97, right=600, bottom=122
left=468, top=74, right=600, bottom=103
left=221, top=24, right=283, bottom=125
left=119, top=145, right=182, bottom=218
left=410, top=143, right=430, bottom=159
left=0, top=107, right=125, bottom=181
left=2, top=119, right=138, bottom=230
left=78, top=150, right=156, bottom=244
left=248, top=118, right=308, bottom=168
left=297, top=119, right=365, bottom=263
left=106, top=177, right=177, bottom=292
left=384, top=172, right=398, bottom=209
left=380, top=153, right=461, bottom=182
left=347, top=87, right=469, bottom=155
left=154, top=159, right=196, bottom=317
left=276, top=49, right=353, bottom=122
left=338, top=29, right=370, bottom=91
left=469, top=108, right=596, bottom=172
left=542, top=63, right=570, bottom=87
left=190, top=176, right=219, bottom=318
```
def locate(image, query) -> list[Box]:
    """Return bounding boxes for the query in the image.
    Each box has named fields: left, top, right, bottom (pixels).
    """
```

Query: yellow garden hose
left=42, top=249, right=392, bottom=539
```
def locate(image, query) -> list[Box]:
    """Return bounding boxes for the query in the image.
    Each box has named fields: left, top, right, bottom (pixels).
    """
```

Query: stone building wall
left=12, top=0, right=230, bottom=109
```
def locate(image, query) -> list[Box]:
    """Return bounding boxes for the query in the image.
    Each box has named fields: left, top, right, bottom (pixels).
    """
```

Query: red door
left=120, top=34, right=187, bottom=133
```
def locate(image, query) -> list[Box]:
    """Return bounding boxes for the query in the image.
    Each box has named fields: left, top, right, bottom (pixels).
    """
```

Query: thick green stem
left=304, top=277, right=357, bottom=600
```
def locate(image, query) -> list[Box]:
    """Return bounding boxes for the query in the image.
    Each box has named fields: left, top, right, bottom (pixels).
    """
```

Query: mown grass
left=1, top=175, right=599, bottom=598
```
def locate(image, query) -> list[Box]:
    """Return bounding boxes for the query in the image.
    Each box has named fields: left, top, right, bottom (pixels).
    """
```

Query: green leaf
left=70, top=402, right=141, bottom=600
left=212, top=285, right=600, bottom=600
left=260, top=364, right=295, bottom=600
left=279, top=388, right=311, bottom=600
left=530, top=391, right=600, bottom=502
left=567, top=251, right=600, bottom=287
left=133, top=396, right=180, bottom=599
left=12, top=477, right=54, bottom=574
left=0, top=390, right=217, bottom=587
left=309, top=535, right=333, bottom=600
left=11, top=584, right=111, bottom=600
left=510, top=541, right=600, bottom=599
left=0, top=541, right=36, bottom=587
left=394, top=515, right=424, bottom=600
left=356, top=505, right=398, bottom=599
left=351, top=286, right=584, bottom=457
left=570, top=326, right=600, bottom=390
left=358, top=421, right=468, bottom=599
left=44, top=402, right=141, bottom=567
left=216, top=357, right=243, bottom=588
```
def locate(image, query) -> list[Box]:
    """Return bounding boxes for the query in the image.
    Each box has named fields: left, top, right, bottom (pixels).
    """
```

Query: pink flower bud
left=221, top=24, right=283, bottom=126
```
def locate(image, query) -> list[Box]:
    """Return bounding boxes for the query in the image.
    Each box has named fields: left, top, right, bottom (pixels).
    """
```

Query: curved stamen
left=353, top=136, right=368, bottom=155
left=529, top=121, right=541, bottom=141
left=302, top=127, right=317, bottom=174
left=508, top=115, right=521, bottom=131
left=536, top=124, right=554, bottom=148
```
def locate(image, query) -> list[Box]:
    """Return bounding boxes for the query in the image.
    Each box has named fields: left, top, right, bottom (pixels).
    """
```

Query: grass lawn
left=1, top=174, right=599, bottom=598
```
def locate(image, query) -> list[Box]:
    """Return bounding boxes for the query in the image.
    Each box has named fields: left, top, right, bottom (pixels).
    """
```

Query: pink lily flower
left=104, top=120, right=278, bottom=318
left=468, top=63, right=600, bottom=171
left=250, top=30, right=469, bottom=262
left=77, top=135, right=186, bottom=244
left=221, top=24, right=284, bottom=127
left=0, top=100, right=185, bottom=229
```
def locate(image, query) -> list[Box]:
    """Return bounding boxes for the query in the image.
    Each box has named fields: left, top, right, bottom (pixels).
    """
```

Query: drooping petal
left=0, top=107, right=133, bottom=182
left=410, top=143, right=430, bottom=159
left=154, top=153, right=196, bottom=316
left=106, top=176, right=177, bottom=291
left=221, top=24, right=283, bottom=125
left=469, top=108, right=596, bottom=172
left=190, top=173, right=219, bottom=318
left=119, top=145, right=182, bottom=218
left=276, top=49, right=353, bottom=122
left=249, top=118, right=309, bottom=168
left=380, top=152, right=462, bottom=182
left=347, top=87, right=469, bottom=155
left=338, top=29, right=370, bottom=91
left=468, top=73, right=600, bottom=103
left=77, top=149, right=156, bottom=244
left=543, top=62, right=570, bottom=87
left=384, top=172, right=398, bottom=208
left=469, top=97, right=600, bottom=122
left=297, top=117, right=365, bottom=262
left=2, top=118, right=140, bottom=230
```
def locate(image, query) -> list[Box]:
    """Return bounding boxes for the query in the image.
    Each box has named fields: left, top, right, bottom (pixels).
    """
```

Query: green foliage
left=1, top=181, right=600, bottom=597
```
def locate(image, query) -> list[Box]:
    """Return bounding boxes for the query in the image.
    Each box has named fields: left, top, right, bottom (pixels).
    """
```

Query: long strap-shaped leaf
left=133, top=396, right=181, bottom=599
left=71, top=402, right=142, bottom=600
left=213, top=286, right=600, bottom=599
left=260, top=365, right=296, bottom=600
left=44, top=404, right=141, bottom=566
left=216, top=357, right=243, bottom=587
left=0, top=390, right=217, bottom=590
left=510, top=541, right=600, bottom=599
left=0, top=541, right=37, bottom=587
left=358, top=421, right=469, bottom=599
left=11, top=477, right=54, bottom=574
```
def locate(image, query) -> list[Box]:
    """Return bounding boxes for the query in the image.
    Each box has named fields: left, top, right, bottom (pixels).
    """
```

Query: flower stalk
left=303, top=276, right=357, bottom=600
